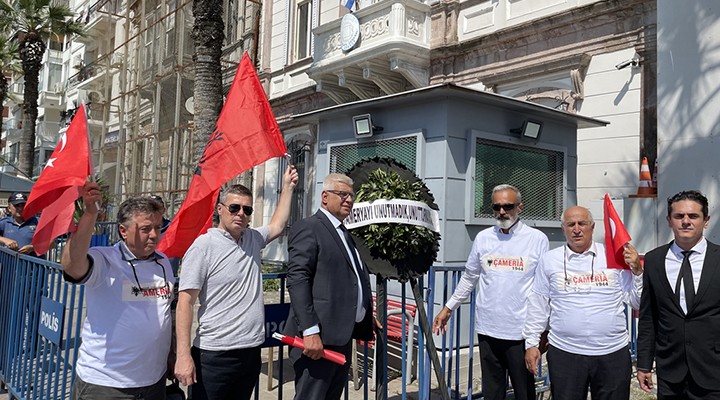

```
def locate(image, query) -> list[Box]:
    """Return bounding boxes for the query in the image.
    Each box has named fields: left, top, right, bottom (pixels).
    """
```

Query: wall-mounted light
left=353, top=114, right=383, bottom=138
left=510, top=120, right=543, bottom=142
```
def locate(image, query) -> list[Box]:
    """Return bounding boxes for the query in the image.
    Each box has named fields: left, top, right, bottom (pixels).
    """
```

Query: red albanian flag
left=158, top=52, right=287, bottom=257
left=25, top=104, right=92, bottom=255
left=604, top=194, right=632, bottom=269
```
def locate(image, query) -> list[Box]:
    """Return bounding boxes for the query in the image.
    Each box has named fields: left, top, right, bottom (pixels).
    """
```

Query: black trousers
left=658, top=374, right=720, bottom=400
left=477, top=334, right=536, bottom=400
left=291, top=341, right=352, bottom=400
left=547, top=345, right=631, bottom=400
left=190, top=345, right=261, bottom=400
left=72, top=375, right=166, bottom=400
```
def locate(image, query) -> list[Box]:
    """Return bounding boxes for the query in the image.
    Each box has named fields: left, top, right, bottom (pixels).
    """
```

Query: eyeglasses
left=326, top=190, right=355, bottom=201
left=220, top=203, right=253, bottom=216
left=127, top=257, right=171, bottom=299
left=491, top=203, right=516, bottom=212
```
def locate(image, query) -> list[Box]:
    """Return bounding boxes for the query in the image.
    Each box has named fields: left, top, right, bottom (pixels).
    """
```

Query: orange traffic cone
left=630, top=157, right=656, bottom=198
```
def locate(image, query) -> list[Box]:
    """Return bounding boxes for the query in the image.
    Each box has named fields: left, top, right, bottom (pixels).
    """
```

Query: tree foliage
left=0, top=0, right=85, bottom=178
left=0, top=33, right=21, bottom=132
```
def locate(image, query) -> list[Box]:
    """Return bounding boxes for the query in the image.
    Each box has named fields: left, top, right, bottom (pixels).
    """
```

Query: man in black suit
left=637, top=190, right=720, bottom=398
left=284, top=173, right=375, bottom=400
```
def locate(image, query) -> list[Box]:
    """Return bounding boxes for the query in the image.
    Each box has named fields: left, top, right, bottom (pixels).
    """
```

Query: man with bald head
left=523, top=206, right=643, bottom=400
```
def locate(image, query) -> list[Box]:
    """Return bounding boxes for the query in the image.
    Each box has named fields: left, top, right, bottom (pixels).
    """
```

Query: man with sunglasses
left=523, top=206, right=642, bottom=400
left=174, top=165, right=298, bottom=400
left=432, top=184, right=548, bottom=400
left=62, top=182, right=175, bottom=399
left=284, top=172, right=376, bottom=400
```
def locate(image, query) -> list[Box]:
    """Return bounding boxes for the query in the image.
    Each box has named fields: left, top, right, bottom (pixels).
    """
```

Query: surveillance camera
left=615, top=58, right=639, bottom=70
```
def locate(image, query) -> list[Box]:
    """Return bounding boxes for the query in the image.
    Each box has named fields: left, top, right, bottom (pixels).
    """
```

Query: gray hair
left=117, top=197, right=163, bottom=227
left=491, top=184, right=522, bottom=203
left=219, top=184, right=253, bottom=204
left=323, top=173, right=353, bottom=190
left=560, top=206, right=594, bottom=224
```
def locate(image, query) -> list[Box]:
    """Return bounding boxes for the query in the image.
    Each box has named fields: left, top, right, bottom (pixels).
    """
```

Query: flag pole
left=81, top=103, right=102, bottom=211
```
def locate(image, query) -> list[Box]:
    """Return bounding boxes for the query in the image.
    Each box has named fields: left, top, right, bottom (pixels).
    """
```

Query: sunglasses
left=220, top=203, right=254, bottom=216
left=491, top=203, right=517, bottom=212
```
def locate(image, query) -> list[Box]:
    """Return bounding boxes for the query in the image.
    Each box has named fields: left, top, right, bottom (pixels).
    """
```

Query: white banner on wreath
left=343, top=199, right=440, bottom=232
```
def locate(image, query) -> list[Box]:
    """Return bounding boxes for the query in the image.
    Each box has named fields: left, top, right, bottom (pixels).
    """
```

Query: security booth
left=289, top=83, right=608, bottom=349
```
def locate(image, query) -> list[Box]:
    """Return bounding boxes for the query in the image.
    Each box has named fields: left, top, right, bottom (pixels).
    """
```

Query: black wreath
left=346, top=157, right=441, bottom=282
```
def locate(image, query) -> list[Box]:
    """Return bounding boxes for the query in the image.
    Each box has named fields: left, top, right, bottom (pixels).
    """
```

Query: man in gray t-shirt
left=174, top=165, right=297, bottom=400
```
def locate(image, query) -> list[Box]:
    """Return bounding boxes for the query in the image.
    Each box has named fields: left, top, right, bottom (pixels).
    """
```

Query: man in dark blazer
left=637, top=190, right=720, bottom=398
left=284, top=172, right=375, bottom=400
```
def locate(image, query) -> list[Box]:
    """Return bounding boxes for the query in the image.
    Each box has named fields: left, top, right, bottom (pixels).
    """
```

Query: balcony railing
left=308, top=0, right=431, bottom=102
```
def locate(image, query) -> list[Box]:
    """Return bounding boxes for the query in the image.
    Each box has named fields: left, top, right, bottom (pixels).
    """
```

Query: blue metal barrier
left=0, top=248, right=85, bottom=400
left=426, top=265, right=639, bottom=400
left=0, top=252, right=638, bottom=400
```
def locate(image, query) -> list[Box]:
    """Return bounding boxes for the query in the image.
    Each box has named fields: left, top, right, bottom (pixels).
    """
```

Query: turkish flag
left=604, top=194, right=632, bottom=269
left=158, top=52, right=287, bottom=257
left=25, top=105, right=92, bottom=255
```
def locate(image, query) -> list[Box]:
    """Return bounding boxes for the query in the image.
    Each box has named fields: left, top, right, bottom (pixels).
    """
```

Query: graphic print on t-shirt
left=484, top=255, right=529, bottom=273
left=557, top=271, right=616, bottom=291
left=122, top=280, right=173, bottom=301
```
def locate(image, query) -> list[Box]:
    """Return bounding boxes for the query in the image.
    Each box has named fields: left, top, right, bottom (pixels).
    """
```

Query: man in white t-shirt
left=432, top=184, right=549, bottom=400
left=174, top=165, right=297, bottom=400
left=523, top=206, right=642, bottom=400
left=62, top=182, right=175, bottom=400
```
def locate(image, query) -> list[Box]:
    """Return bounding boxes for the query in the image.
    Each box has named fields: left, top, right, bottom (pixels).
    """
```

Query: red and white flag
left=271, top=333, right=346, bottom=365
left=25, top=105, right=92, bottom=255
left=603, top=194, right=632, bottom=269
left=158, top=52, right=287, bottom=258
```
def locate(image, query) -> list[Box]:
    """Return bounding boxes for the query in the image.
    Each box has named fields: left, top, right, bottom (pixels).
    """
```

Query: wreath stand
left=346, top=157, right=450, bottom=400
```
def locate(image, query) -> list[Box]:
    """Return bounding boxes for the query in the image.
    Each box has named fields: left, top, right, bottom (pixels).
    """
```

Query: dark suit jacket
left=638, top=240, right=720, bottom=389
left=284, top=210, right=374, bottom=348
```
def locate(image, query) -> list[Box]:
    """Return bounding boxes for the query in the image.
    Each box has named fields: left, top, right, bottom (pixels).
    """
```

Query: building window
left=144, top=19, right=155, bottom=69
left=469, top=136, right=565, bottom=224
left=294, top=0, right=312, bottom=61
left=8, top=143, right=19, bottom=165
left=224, top=0, right=239, bottom=45
left=165, top=0, right=177, bottom=59
left=328, top=135, right=419, bottom=175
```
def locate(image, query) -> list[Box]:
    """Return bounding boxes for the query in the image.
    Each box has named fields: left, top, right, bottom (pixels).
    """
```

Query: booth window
left=472, top=138, right=564, bottom=222
left=328, top=135, right=418, bottom=174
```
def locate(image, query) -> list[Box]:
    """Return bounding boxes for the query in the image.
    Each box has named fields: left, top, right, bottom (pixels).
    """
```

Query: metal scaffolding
left=66, top=0, right=259, bottom=215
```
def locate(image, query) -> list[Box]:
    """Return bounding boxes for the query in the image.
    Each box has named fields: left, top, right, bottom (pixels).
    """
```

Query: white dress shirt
left=303, top=208, right=366, bottom=337
left=665, top=238, right=707, bottom=314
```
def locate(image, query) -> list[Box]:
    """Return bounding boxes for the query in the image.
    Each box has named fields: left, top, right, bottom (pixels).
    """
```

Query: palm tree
left=0, top=0, right=84, bottom=178
left=191, top=0, right=224, bottom=164
left=0, top=33, right=21, bottom=134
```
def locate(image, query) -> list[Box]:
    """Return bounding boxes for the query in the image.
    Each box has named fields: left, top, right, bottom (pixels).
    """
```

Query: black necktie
left=675, top=250, right=695, bottom=311
left=340, top=225, right=371, bottom=309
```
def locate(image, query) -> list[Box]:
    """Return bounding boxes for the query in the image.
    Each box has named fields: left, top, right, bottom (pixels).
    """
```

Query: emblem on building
left=340, top=13, right=360, bottom=52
